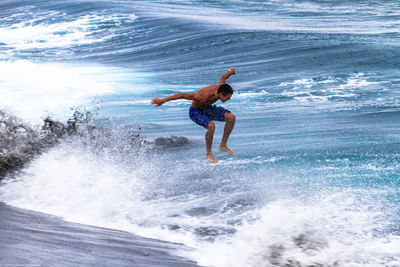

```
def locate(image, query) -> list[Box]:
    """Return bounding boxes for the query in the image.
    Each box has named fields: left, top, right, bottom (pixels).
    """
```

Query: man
left=151, top=67, right=236, bottom=163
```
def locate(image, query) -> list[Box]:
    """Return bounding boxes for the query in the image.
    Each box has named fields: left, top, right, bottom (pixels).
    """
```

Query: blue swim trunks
left=189, top=105, right=231, bottom=129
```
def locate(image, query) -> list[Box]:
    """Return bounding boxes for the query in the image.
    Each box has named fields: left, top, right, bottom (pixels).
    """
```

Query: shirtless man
left=151, top=67, right=236, bottom=163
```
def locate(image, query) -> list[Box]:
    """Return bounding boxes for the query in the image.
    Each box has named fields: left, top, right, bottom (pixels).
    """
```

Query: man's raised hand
left=151, top=97, right=164, bottom=107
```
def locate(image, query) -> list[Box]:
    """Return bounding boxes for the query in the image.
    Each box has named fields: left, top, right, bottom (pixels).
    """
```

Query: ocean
left=1, top=0, right=400, bottom=266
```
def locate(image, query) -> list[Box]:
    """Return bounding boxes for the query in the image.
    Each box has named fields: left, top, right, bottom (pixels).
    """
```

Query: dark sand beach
left=0, top=203, right=199, bottom=267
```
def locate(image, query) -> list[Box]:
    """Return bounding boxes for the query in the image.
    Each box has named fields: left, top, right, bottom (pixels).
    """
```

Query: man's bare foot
left=219, top=146, right=235, bottom=155
left=207, top=153, right=218, bottom=163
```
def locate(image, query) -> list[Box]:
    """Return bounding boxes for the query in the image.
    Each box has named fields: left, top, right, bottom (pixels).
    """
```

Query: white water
left=0, top=7, right=137, bottom=51
left=1, top=139, right=400, bottom=266
left=0, top=60, right=153, bottom=124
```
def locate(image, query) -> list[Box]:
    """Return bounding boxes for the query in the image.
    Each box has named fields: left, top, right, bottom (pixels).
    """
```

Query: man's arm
left=151, top=93, right=198, bottom=107
left=218, top=67, right=236, bottom=84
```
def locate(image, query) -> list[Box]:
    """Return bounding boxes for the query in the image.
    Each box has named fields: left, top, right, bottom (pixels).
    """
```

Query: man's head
left=217, top=84, right=233, bottom=102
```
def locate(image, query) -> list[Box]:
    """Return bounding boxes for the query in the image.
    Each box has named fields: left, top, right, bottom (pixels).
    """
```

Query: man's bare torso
left=191, top=84, right=219, bottom=109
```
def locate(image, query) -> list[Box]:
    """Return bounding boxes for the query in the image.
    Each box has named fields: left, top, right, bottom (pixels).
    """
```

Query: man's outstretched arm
left=151, top=93, right=197, bottom=107
left=218, top=67, right=236, bottom=84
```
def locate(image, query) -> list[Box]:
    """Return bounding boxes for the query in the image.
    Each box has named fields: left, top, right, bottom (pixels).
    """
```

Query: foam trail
left=142, top=1, right=400, bottom=34
left=0, top=8, right=137, bottom=51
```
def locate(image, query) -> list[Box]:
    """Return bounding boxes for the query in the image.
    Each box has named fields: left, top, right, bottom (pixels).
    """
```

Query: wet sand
left=0, top=202, right=199, bottom=267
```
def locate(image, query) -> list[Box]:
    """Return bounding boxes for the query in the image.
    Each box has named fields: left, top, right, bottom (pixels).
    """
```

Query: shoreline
left=0, top=202, right=200, bottom=267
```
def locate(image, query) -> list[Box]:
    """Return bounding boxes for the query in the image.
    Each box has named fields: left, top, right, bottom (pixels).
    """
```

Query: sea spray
left=0, top=108, right=145, bottom=179
left=0, top=110, right=62, bottom=178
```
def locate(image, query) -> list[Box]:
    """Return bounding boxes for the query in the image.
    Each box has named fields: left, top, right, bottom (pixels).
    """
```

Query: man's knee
left=207, top=121, right=216, bottom=131
left=225, top=113, right=236, bottom=123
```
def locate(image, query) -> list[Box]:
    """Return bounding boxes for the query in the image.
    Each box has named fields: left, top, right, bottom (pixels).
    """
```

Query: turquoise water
left=1, top=0, right=400, bottom=266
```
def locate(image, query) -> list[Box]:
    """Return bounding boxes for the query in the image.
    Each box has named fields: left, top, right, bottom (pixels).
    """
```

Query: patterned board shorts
left=189, top=105, right=231, bottom=129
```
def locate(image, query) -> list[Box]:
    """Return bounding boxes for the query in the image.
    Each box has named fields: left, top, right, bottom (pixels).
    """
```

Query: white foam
left=104, top=100, right=151, bottom=106
left=0, top=60, right=153, bottom=124
left=279, top=78, right=315, bottom=87
left=1, top=141, right=400, bottom=266
left=186, top=191, right=400, bottom=267
left=276, top=74, right=382, bottom=107
left=212, top=156, right=286, bottom=167
left=0, top=9, right=137, bottom=50
left=235, top=90, right=270, bottom=98
left=0, top=141, right=201, bottom=246
left=339, top=74, right=380, bottom=89
left=143, top=1, right=400, bottom=34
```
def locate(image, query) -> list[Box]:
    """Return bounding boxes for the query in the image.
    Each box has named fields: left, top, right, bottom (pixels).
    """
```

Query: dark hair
left=217, top=84, right=233, bottom=96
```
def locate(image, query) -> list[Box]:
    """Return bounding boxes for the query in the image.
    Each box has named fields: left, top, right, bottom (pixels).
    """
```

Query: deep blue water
left=1, top=0, right=400, bottom=266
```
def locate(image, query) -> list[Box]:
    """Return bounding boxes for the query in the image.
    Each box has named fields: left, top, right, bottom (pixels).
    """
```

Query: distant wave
left=136, top=0, right=400, bottom=34
left=0, top=6, right=137, bottom=52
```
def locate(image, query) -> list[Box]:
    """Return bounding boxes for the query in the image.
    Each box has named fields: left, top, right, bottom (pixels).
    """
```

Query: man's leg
left=219, top=112, right=236, bottom=155
left=206, top=121, right=218, bottom=163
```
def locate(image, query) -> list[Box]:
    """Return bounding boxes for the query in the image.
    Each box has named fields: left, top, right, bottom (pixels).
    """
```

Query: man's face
left=220, top=93, right=232, bottom=103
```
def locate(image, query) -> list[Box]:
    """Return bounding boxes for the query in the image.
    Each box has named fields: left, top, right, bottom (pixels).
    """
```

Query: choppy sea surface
left=1, top=0, right=400, bottom=266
